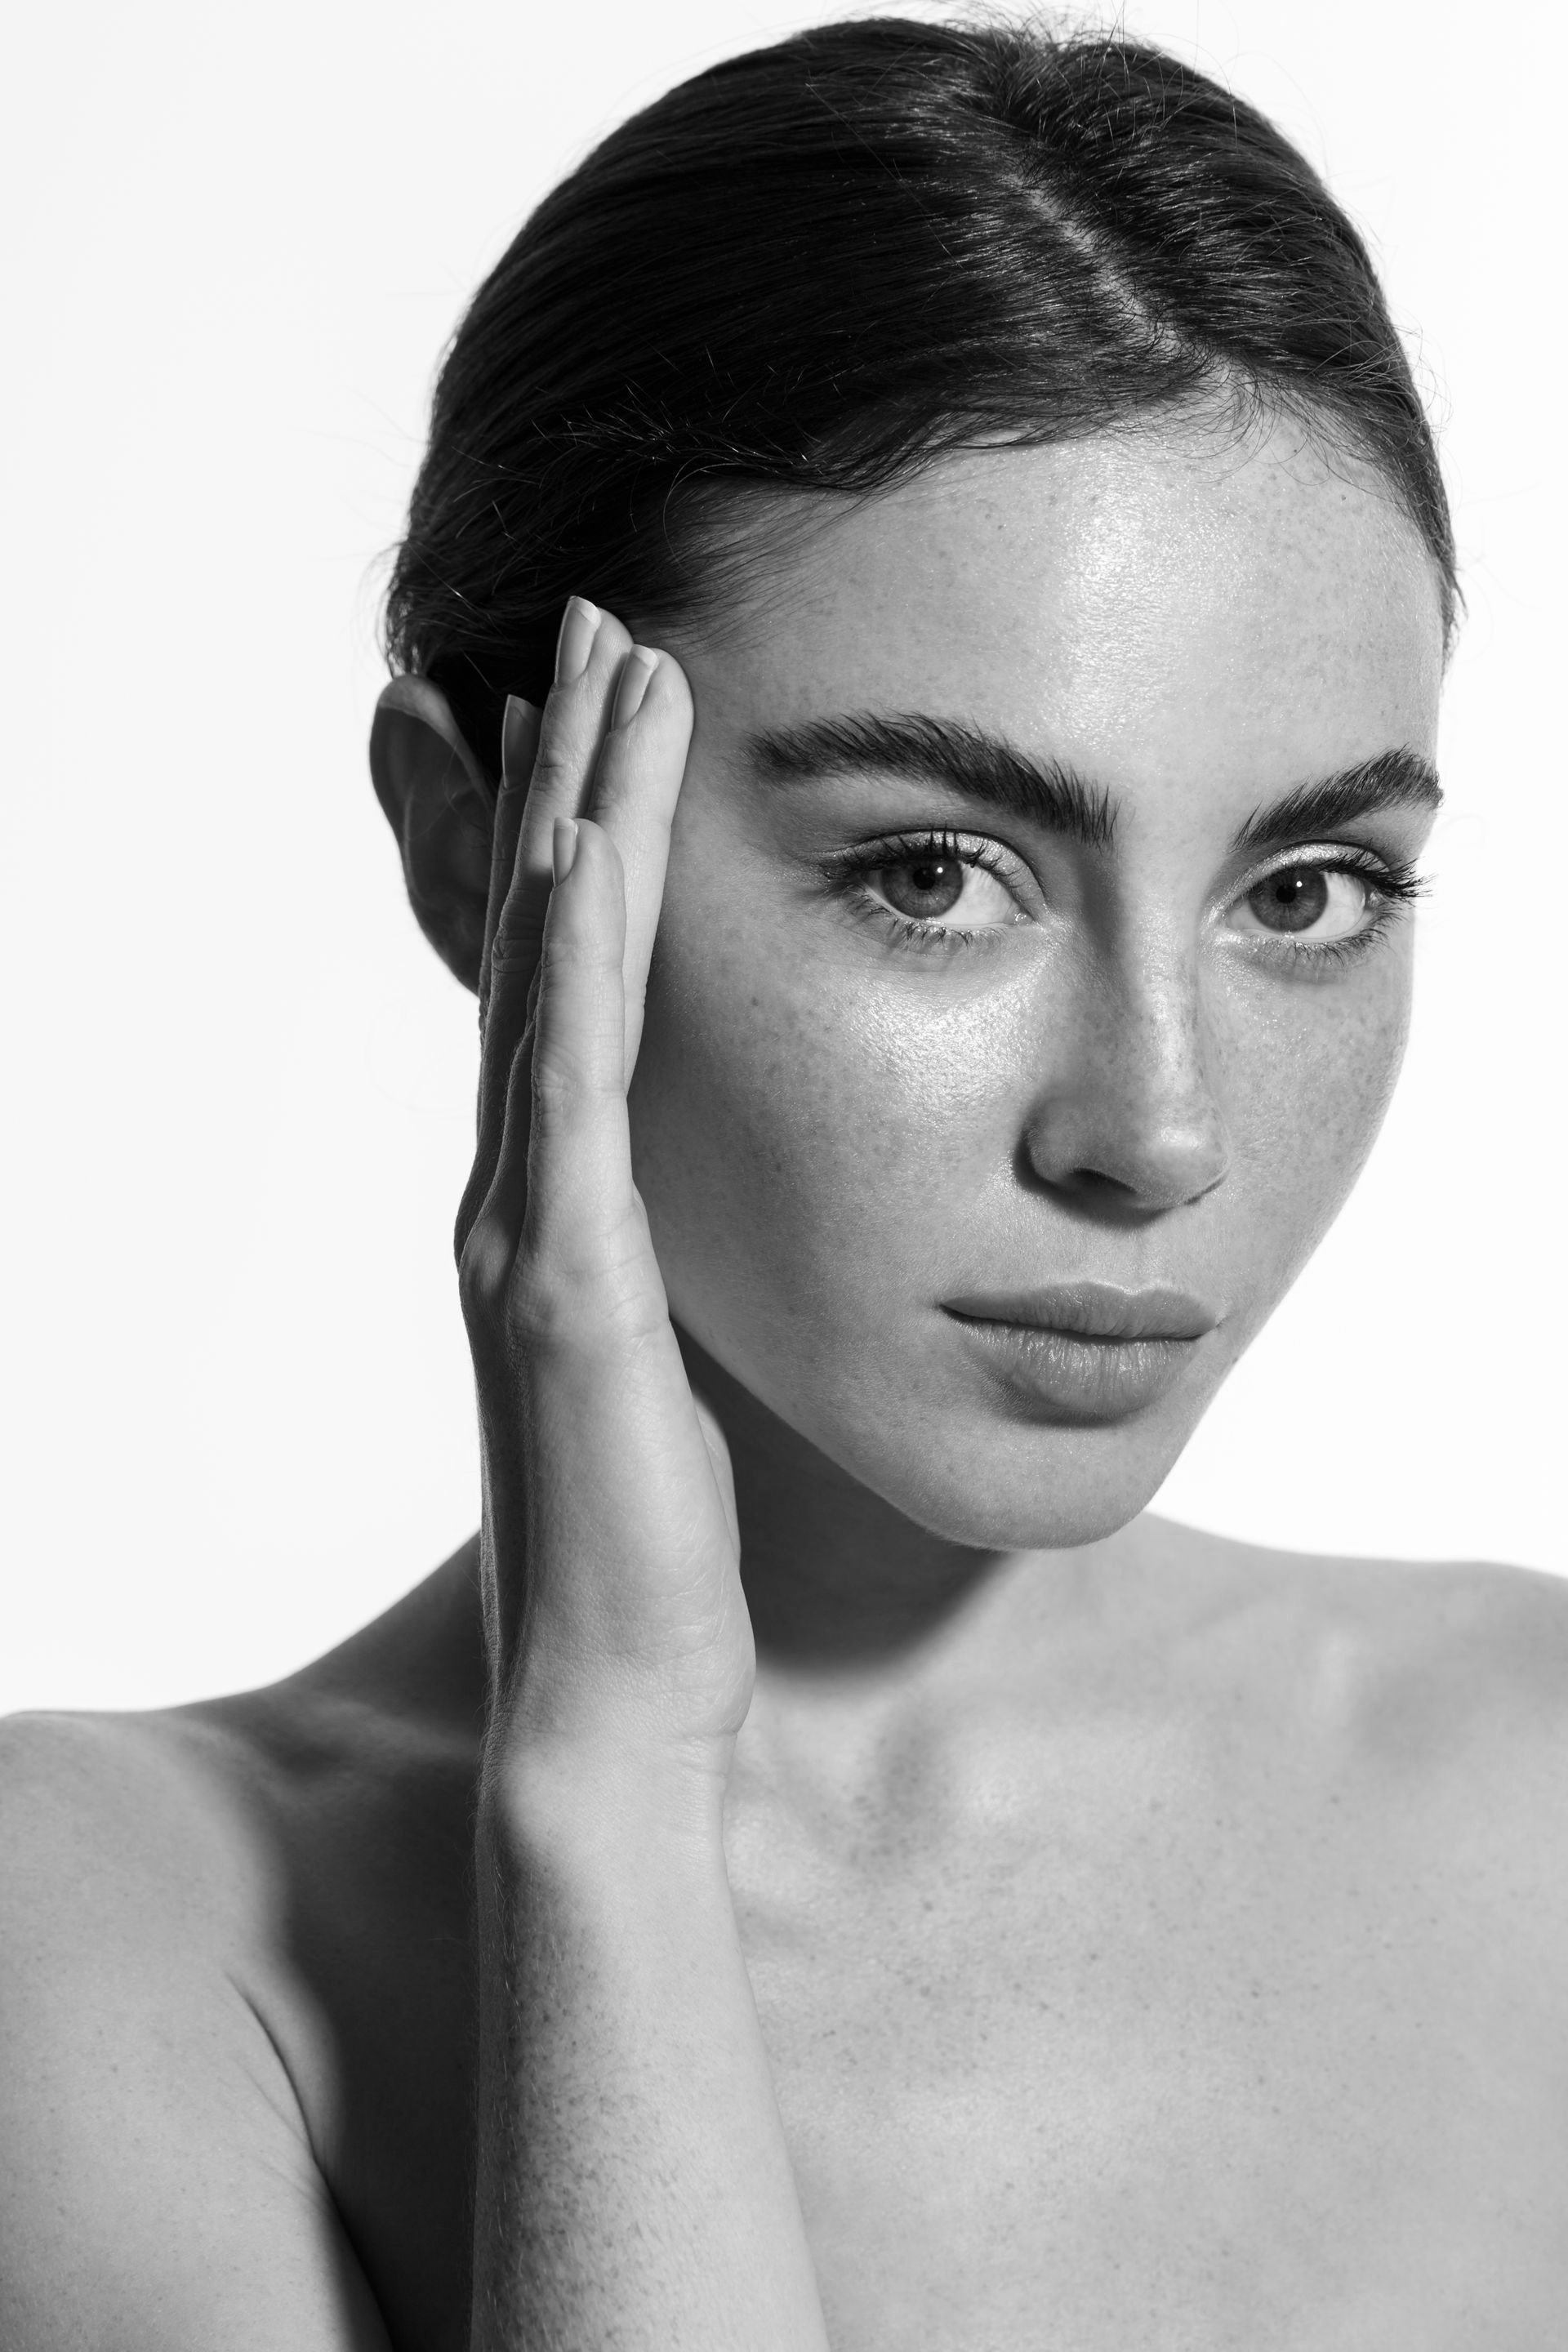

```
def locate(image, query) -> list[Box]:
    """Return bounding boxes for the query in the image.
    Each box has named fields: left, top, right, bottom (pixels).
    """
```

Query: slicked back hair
left=383, top=16, right=1455, bottom=776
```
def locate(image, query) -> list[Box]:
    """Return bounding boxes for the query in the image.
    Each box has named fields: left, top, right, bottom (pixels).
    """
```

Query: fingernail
left=501, top=694, right=539, bottom=785
left=555, top=596, right=601, bottom=687
left=611, top=646, right=658, bottom=730
left=552, top=815, right=579, bottom=885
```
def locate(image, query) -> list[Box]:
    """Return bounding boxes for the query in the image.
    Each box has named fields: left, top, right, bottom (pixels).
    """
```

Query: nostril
left=1014, top=966, right=1231, bottom=1212
left=1018, top=1115, right=1231, bottom=1217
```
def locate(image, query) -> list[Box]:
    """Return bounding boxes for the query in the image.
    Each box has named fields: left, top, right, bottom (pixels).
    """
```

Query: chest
left=724, top=1788, right=1568, bottom=2350
left=305, top=1772, right=1568, bottom=2352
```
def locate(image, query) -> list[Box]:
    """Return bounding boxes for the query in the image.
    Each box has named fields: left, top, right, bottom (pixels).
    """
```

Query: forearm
left=469, top=1763, right=830, bottom=2352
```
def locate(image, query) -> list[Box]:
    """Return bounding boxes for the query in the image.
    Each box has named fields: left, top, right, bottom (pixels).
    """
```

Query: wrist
left=480, top=1722, right=731, bottom=1875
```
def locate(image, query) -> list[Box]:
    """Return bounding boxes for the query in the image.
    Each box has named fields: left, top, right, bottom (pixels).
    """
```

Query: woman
left=4, top=15, right=1566, bottom=2347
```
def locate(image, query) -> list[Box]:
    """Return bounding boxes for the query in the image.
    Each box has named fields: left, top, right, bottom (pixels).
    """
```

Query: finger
left=462, top=810, right=611, bottom=1319
left=523, top=817, right=629, bottom=1249
left=457, top=694, right=543, bottom=1257
left=477, top=600, right=633, bottom=1177
left=583, top=646, right=696, bottom=1080
left=475, top=693, right=542, bottom=1037
left=503, top=818, right=664, bottom=1343
left=502, top=596, right=635, bottom=960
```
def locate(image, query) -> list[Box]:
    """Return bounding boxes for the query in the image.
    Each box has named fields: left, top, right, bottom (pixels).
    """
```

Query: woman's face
left=630, top=420, right=1445, bottom=1548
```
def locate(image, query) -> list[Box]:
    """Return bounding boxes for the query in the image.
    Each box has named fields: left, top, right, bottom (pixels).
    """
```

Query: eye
left=1227, top=859, right=1383, bottom=945
left=862, top=848, right=1018, bottom=929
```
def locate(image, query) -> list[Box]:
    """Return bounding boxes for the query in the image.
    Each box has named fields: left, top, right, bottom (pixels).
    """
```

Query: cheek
left=629, top=905, right=1020, bottom=1353
left=1219, top=950, right=1412, bottom=1304
left=630, top=861, right=1414, bottom=1407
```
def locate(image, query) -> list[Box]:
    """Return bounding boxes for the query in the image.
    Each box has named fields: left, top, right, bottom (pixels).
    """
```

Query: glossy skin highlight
left=630, top=421, right=1445, bottom=1549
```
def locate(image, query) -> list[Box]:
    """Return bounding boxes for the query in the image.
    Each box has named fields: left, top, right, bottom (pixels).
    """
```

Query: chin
left=799, top=1373, right=1213, bottom=1552
left=859, top=1416, right=1196, bottom=1553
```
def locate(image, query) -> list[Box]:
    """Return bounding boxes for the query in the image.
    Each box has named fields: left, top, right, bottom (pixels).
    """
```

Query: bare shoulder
left=1149, top=1514, right=1568, bottom=1795
left=1336, top=1548, right=1568, bottom=1795
left=0, top=1702, right=292, bottom=2100
left=0, top=1700, right=395, bottom=2350
left=0, top=1701, right=277, bottom=1949
left=0, top=1550, right=487, bottom=2352
left=1289, top=1541, right=1568, bottom=1727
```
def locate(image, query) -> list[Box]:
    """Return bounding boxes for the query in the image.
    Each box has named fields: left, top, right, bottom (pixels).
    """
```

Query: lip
left=941, top=1282, right=1221, bottom=1424
left=942, top=1281, right=1219, bottom=1341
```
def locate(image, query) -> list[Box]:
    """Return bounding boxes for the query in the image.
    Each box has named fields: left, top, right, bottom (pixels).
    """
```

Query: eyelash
left=820, top=830, right=1428, bottom=964
left=1239, top=844, right=1428, bottom=968
left=821, top=829, right=1020, bottom=953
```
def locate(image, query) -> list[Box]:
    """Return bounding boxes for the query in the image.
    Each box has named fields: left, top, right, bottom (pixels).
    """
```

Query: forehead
left=689, top=421, right=1444, bottom=791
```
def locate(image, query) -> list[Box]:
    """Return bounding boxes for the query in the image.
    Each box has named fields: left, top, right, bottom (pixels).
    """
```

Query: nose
left=1019, top=939, right=1232, bottom=1216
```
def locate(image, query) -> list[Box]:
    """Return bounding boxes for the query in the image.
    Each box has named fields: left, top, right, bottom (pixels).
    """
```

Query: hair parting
left=384, top=14, right=1457, bottom=777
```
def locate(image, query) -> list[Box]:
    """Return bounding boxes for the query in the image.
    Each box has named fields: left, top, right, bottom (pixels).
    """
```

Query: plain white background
left=2, top=0, right=1563, bottom=1717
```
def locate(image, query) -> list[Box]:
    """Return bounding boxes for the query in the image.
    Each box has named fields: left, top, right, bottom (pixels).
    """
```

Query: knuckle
left=538, top=920, right=621, bottom=992
left=457, top=1213, right=515, bottom=1322
left=529, top=1039, right=623, bottom=1127
left=491, top=889, right=548, bottom=973
left=504, top=1262, right=586, bottom=1351
left=521, top=738, right=577, bottom=799
left=488, top=931, right=540, bottom=986
left=452, top=1178, right=484, bottom=1266
left=506, top=1229, right=647, bottom=1354
left=523, top=712, right=605, bottom=813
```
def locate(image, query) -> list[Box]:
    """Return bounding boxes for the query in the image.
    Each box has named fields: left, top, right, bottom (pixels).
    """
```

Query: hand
left=456, top=599, right=753, bottom=1810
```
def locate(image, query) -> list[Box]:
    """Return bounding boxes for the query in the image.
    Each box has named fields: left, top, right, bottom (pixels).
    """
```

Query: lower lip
left=947, top=1316, right=1200, bottom=1423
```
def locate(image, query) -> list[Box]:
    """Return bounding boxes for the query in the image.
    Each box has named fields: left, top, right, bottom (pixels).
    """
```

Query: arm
left=458, top=609, right=830, bottom=2352
left=470, top=1775, right=824, bottom=2350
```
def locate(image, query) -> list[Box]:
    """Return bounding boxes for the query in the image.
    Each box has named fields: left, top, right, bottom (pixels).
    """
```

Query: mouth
left=940, top=1281, right=1221, bottom=1424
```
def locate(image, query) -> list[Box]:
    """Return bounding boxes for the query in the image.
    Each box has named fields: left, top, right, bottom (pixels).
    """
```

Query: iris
left=879, top=855, right=966, bottom=920
left=1248, top=867, right=1332, bottom=933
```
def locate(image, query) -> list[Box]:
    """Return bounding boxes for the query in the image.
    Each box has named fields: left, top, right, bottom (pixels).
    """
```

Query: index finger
left=581, top=646, right=696, bottom=1081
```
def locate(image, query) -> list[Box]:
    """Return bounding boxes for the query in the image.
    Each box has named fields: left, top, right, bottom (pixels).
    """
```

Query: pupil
left=1249, top=866, right=1330, bottom=933
left=880, top=856, right=964, bottom=920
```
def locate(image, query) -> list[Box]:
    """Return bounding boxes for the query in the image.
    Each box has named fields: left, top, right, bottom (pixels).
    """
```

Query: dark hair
left=384, top=14, right=1455, bottom=776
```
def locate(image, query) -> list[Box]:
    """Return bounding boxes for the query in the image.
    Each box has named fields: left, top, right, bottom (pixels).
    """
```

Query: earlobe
left=369, top=675, right=496, bottom=992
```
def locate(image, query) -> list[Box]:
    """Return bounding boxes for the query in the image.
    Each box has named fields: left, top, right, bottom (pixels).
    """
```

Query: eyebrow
left=742, top=711, right=1441, bottom=853
left=744, top=711, right=1116, bottom=849
left=1232, top=749, right=1442, bottom=850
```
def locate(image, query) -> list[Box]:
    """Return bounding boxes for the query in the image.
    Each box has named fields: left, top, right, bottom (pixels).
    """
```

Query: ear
left=369, top=675, right=496, bottom=992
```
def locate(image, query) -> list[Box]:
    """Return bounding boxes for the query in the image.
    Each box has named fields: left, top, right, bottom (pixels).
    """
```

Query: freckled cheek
left=1221, top=961, right=1411, bottom=1294
left=630, top=924, right=1021, bottom=1333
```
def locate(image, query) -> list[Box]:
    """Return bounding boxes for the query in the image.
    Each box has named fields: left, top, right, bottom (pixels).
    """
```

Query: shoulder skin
left=0, top=1704, right=394, bottom=2352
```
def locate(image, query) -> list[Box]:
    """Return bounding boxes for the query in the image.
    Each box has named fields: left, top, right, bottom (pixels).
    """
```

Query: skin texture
left=630, top=419, right=1441, bottom=1613
left=6, top=421, right=1568, bottom=2352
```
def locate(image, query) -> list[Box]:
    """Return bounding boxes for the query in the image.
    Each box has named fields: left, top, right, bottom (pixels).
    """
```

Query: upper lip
left=942, top=1281, right=1221, bottom=1342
